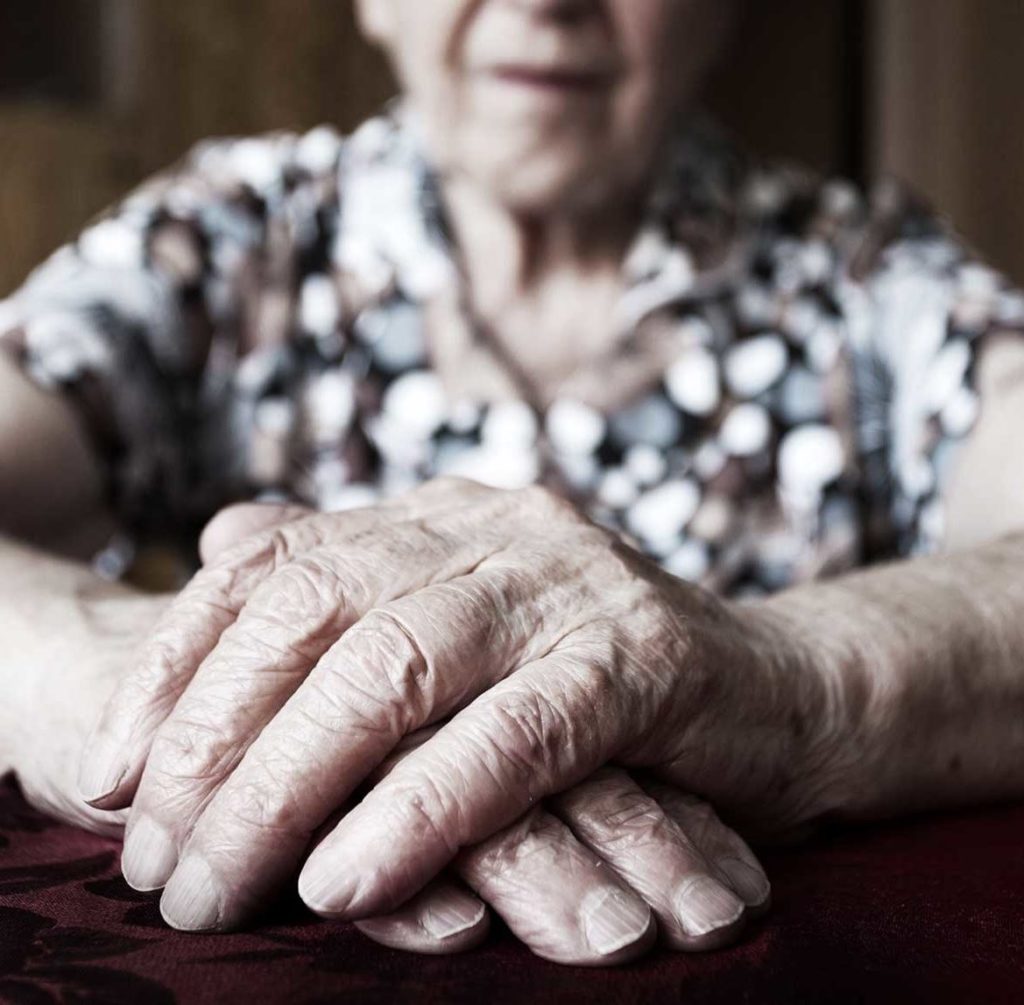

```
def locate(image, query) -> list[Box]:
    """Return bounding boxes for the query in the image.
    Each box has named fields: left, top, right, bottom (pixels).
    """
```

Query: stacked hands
left=62, top=477, right=844, bottom=965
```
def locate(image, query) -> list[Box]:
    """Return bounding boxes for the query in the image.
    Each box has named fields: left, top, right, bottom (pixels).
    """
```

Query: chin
left=459, top=140, right=627, bottom=215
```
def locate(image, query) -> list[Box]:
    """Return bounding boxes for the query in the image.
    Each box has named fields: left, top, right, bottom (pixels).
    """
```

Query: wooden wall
left=0, top=0, right=393, bottom=295
left=870, top=0, right=1024, bottom=281
left=0, top=1, right=1021, bottom=297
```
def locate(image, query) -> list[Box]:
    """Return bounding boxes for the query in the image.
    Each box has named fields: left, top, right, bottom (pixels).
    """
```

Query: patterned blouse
left=2, top=103, right=1022, bottom=595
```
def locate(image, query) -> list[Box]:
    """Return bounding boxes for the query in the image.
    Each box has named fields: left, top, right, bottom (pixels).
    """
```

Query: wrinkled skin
left=9, top=581, right=166, bottom=839
left=12, top=546, right=766, bottom=966
left=76, top=477, right=835, bottom=961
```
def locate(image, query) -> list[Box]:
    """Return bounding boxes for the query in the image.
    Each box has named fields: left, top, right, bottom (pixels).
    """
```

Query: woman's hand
left=354, top=764, right=770, bottom=964
left=135, top=499, right=771, bottom=963
left=330, top=715, right=771, bottom=963
left=77, top=478, right=835, bottom=934
left=0, top=538, right=169, bottom=837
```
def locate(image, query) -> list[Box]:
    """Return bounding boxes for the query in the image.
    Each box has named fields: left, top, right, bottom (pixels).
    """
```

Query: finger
left=198, top=502, right=310, bottom=566
left=78, top=513, right=349, bottom=809
left=356, top=728, right=649, bottom=963
left=296, top=642, right=630, bottom=920
left=353, top=877, right=490, bottom=956
left=148, top=565, right=556, bottom=919
left=552, top=769, right=748, bottom=950
left=645, top=782, right=772, bottom=918
left=361, top=742, right=758, bottom=959
left=351, top=731, right=492, bottom=956
left=79, top=480, right=496, bottom=811
left=333, top=723, right=495, bottom=956
left=454, top=808, right=655, bottom=965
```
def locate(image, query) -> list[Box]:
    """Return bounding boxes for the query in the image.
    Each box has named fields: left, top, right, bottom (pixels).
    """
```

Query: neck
left=440, top=174, right=643, bottom=319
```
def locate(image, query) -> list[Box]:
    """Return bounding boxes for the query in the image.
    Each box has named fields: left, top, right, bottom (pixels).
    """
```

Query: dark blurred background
left=1, top=0, right=1022, bottom=296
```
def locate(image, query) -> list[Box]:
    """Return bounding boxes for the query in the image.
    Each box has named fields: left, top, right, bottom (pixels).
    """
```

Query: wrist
left=0, top=537, right=154, bottom=779
left=728, top=592, right=876, bottom=831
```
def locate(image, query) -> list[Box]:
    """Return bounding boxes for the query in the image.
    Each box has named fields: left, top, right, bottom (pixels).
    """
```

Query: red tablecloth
left=1, top=776, right=1022, bottom=1004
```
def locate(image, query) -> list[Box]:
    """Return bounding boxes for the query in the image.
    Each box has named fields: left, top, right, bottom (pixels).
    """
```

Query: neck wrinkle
left=440, top=169, right=645, bottom=314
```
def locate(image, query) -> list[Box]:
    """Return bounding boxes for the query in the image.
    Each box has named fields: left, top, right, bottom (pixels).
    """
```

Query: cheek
left=388, top=0, right=468, bottom=105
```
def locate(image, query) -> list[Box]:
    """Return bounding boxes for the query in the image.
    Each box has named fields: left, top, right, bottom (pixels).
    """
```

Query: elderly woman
left=2, top=0, right=1023, bottom=967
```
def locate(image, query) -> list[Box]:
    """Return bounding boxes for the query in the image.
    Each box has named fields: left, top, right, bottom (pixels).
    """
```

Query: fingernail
left=77, top=738, right=128, bottom=804
left=422, top=894, right=486, bottom=941
left=581, top=887, right=652, bottom=956
left=717, top=857, right=771, bottom=908
left=121, top=816, right=178, bottom=892
left=676, top=875, right=745, bottom=937
left=161, top=855, right=222, bottom=931
left=298, top=859, right=356, bottom=916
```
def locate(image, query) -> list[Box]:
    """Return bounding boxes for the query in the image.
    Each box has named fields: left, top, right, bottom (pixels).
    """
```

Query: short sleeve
left=0, top=128, right=345, bottom=548
left=837, top=182, right=1024, bottom=557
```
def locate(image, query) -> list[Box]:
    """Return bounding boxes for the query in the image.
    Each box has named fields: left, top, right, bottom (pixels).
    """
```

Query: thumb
left=199, top=502, right=312, bottom=565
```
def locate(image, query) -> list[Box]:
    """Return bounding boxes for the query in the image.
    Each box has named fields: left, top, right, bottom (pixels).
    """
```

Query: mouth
left=484, top=65, right=613, bottom=93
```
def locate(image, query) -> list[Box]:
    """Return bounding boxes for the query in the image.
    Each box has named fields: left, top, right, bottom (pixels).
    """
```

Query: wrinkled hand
left=355, top=760, right=771, bottom=963
left=194, top=499, right=773, bottom=962
left=78, top=478, right=823, bottom=950
left=184, top=501, right=773, bottom=963
left=8, top=574, right=168, bottom=837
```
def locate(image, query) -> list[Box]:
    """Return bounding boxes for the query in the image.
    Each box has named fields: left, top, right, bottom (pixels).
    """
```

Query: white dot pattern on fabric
left=665, top=346, right=721, bottom=416
left=720, top=403, right=772, bottom=458
left=627, top=479, right=701, bottom=547
left=546, top=398, right=607, bottom=456
left=778, top=425, right=845, bottom=499
left=383, top=370, right=448, bottom=438
left=724, top=333, right=788, bottom=399
left=482, top=400, right=539, bottom=449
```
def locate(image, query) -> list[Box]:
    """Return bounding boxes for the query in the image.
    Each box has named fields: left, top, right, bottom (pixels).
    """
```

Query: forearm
left=0, top=536, right=160, bottom=780
left=757, top=532, right=1024, bottom=822
left=0, top=537, right=92, bottom=774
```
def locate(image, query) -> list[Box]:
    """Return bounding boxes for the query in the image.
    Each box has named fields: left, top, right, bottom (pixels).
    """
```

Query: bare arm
left=0, top=351, right=133, bottom=798
left=0, top=131, right=287, bottom=810
left=760, top=334, right=1024, bottom=823
left=0, top=352, right=113, bottom=556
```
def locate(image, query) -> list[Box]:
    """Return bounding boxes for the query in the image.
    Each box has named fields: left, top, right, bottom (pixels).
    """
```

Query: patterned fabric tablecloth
left=1, top=776, right=1022, bottom=1005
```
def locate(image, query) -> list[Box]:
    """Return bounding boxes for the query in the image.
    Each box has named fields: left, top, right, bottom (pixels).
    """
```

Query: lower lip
left=487, top=68, right=610, bottom=93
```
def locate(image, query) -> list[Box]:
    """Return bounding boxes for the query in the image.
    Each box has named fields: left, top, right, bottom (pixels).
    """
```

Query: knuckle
left=425, top=474, right=491, bottom=497
left=213, top=520, right=303, bottom=575
left=196, top=535, right=278, bottom=601
left=670, top=795, right=721, bottom=843
left=549, top=649, right=625, bottom=732
left=383, top=776, right=461, bottom=856
left=475, top=689, right=575, bottom=794
left=570, top=657, right=620, bottom=711
left=344, top=607, right=433, bottom=722
left=257, top=554, right=336, bottom=612
left=298, top=671, right=389, bottom=736
left=129, top=634, right=186, bottom=705
left=515, top=483, right=576, bottom=522
left=236, top=559, right=351, bottom=661
left=221, top=768, right=306, bottom=837
left=147, top=714, right=238, bottom=789
left=458, top=808, right=554, bottom=878
left=586, top=794, right=671, bottom=853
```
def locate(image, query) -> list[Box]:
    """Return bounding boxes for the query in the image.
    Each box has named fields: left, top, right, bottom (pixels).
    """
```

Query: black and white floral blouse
left=2, top=103, right=1022, bottom=594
